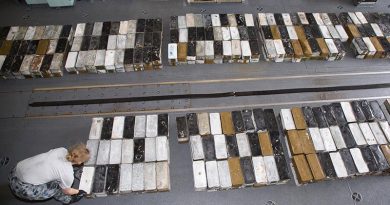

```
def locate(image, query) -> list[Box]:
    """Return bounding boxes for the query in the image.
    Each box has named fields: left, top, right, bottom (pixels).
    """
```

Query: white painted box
left=156, top=136, right=169, bottom=162
left=109, top=139, right=122, bottom=164
left=358, top=122, right=377, bottom=145
left=265, top=13, right=276, bottom=25
left=104, top=50, right=116, bottom=71
left=379, top=121, right=390, bottom=142
left=241, top=40, right=251, bottom=62
left=340, top=102, right=357, bottom=123
left=65, top=52, right=78, bottom=73
left=231, top=40, right=241, bottom=58
left=134, top=115, right=146, bottom=138
left=145, top=138, right=157, bottom=162
left=190, top=135, right=204, bottom=161
left=227, top=14, right=237, bottom=27
left=144, top=162, right=157, bottom=191
left=236, top=133, right=251, bottom=157
left=313, top=13, right=324, bottom=25
left=121, top=139, right=134, bottom=164
left=371, top=23, right=384, bottom=37
left=335, top=25, right=349, bottom=42
left=308, top=127, right=325, bottom=152
left=214, top=134, right=228, bottom=160
left=74, top=23, right=86, bottom=37
left=197, top=113, right=211, bottom=136
left=319, top=128, right=337, bottom=152
left=211, top=14, right=221, bottom=27
left=217, top=160, right=232, bottom=189
left=79, top=166, right=95, bottom=194
left=96, top=140, right=111, bottom=165
left=329, top=126, right=347, bottom=149
left=369, top=122, right=388, bottom=144
left=213, top=27, right=223, bottom=41
left=119, top=21, right=129, bottom=35
left=297, top=12, right=309, bottom=25
left=24, top=26, right=36, bottom=40
left=327, top=25, right=341, bottom=39
left=206, top=161, right=220, bottom=189
left=320, top=13, right=332, bottom=26
left=286, top=26, right=298, bottom=40
left=329, top=152, right=348, bottom=178
left=92, top=22, right=103, bottom=36
left=280, top=109, right=296, bottom=130
left=252, top=156, right=268, bottom=185
left=107, top=35, right=117, bottom=50
left=355, top=12, right=368, bottom=24
left=282, top=13, right=292, bottom=26
left=119, top=163, right=132, bottom=193
left=146, top=115, right=158, bottom=138
left=186, top=13, right=195, bottom=27
left=210, top=113, right=222, bottom=135
left=245, top=14, right=255, bottom=27
left=6, top=26, right=19, bottom=40
left=128, top=20, right=137, bottom=33
left=350, top=148, right=369, bottom=174
left=71, top=36, right=83, bottom=52
left=111, top=116, right=125, bottom=139
left=85, top=139, right=99, bottom=166
left=263, top=156, right=280, bottom=183
left=178, top=16, right=187, bottom=29
left=319, top=25, right=332, bottom=39
left=179, top=28, right=188, bottom=43
left=132, top=163, right=144, bottom=192
left=348, top=12, right=361, bottom=25
left=193, top=160, right=207, bottom=191
left=156, top=161, right=170, bottom=191
left=349, top=123, right=368, bottom=146
left=258, top=13, right=268, bottom=26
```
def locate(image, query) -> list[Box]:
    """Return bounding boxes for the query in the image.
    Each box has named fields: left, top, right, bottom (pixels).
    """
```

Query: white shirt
left=15, top=148, right=74, bottom=189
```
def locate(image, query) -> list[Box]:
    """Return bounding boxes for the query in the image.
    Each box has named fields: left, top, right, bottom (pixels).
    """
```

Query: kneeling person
left=9, top=144, right=90, bottom=204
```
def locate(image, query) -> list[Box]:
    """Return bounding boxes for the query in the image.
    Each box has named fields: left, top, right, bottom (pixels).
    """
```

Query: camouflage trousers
left=8, top=168, right=72, bottom=204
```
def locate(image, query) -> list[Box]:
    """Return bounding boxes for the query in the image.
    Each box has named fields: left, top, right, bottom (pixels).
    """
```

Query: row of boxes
left=280, top=100, right=390, bottom=185
left=340, top=12, right=390, bottom=59
left=258, top=12, right=348, bottom=62
left=176, top=110, right=289, bottom=190
left=79, top=114, right=170, bottom=197
left=80, top=99, right=390, bottom=194
left=0, top=25, right=73, bottom=79
left=80, top=162, right=169, bottom=197
left=168, top=13, right=260, bottom=65
left=190, top=134, right=289, bottom=191
left=2, top=13, right=390, bottom=79
left=66, top=19, right=162, bottom=74
left=291, top=146, right=390, bottom=184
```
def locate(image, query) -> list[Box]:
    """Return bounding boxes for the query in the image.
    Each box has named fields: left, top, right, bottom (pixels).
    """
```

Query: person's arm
left=62, top=187, right=79, bottom=195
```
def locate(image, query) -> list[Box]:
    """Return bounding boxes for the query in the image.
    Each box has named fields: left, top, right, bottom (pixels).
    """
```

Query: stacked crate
left=79, top=114, right=170, bottom=197
left=280, top=100, right=390, bottom=185
left=176, top=110, right=290, bottom=191
left=168, top=13, right=260, bottom=65
left=0, top=25, right=73, bottom=79
left=342, top=12, right=390, bottom=59
left=67, top=19, right=162, bottom=74
left=257, top=12, right=348, bottom=62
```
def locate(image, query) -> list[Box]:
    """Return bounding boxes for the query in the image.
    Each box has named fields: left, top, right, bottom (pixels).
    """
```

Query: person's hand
left=78, top=190, right=87, bottom=196
left=69, top=190, right=87, bottom=203
left=62, top=188, right=79, bottom=195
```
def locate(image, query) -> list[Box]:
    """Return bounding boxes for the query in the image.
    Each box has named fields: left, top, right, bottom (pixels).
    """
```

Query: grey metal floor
left=1, top=0, right=390, bottom=205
